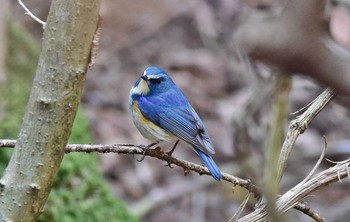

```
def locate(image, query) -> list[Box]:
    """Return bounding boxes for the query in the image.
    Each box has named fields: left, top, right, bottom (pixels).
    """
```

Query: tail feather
left=195, top=148, right=222, bottom=181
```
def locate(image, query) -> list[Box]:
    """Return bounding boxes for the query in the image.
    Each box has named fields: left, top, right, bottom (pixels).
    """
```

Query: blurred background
left=1, top=0, right=350, bottom=221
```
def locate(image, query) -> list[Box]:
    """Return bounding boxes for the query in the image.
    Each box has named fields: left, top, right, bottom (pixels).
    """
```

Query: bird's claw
left=164, top=159, right=174, bottom=168
left=134, top=142, right=159, bottom=162
left=132, top=145, right=147, bottom=162
left=163, top=140, right=179, bottom=168
left=136, top=152, right=146, bottom=162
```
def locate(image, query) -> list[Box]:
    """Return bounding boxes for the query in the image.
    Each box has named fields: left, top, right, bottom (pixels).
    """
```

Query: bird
left=129, top=66, right=222, bottom=181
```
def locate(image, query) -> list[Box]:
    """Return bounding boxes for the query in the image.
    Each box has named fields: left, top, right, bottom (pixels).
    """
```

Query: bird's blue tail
left=195, top=148, right=222, bottom=181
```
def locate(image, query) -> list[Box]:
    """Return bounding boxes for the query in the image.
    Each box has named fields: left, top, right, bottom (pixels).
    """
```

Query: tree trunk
left=0, top=0, right=101, bottom=221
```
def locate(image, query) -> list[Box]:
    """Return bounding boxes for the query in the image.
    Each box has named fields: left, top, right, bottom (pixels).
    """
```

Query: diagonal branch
left=277, top=88, right=337, bottom=182
left=235, top=0, right=350, bottom=95
left=238, top=87, right=336, bottom=222
left=277, top=159, right=350, bottom=213
left=239, top=158, right=350, bottom=221
left=293, top=202, right=325, bottom=222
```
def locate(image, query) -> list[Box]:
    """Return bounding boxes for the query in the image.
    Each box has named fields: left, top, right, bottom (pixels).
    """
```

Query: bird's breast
left=131, top=100, right=176, bottom=142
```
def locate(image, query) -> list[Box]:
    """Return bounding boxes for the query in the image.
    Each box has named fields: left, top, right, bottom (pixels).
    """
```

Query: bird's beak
left=141, top=75, right=148, bottom=81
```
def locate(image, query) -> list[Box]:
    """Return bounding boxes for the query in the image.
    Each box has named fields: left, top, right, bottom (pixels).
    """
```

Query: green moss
left=0, top=21, right=137, bottom=222
left=40, top=108, right=138, bottom=222
left=0, top=21, right=38, bottom=172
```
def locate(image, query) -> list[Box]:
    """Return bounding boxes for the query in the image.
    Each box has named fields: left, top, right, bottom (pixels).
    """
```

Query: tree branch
left=235, top=0, right=350, bottom=95
left=0, top=139, right=261, bottom=197
left=293, top=202, right=325, bottom=222
left=277, top=159, right=350, bottom=214
left=277, top=88, right=337, bottom=181
left=238, top=87, right=337, bottom=222
left=239, top=158, right=350, bottom=221
left=17, top=0, right=46, bottom=28
left=0, top=140, right=325, bottom=221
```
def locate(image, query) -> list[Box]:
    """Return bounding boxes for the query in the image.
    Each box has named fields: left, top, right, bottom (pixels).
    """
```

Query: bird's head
left=130, top=66, right=174, bottom=97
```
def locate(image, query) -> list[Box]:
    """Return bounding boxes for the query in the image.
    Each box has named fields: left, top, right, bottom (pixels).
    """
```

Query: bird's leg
left=164, top=140, right=179, bottom=168
left=167, top=140, right=179, bottom=156
left=150, top=142, right=159, bottom=147
left=135, top=142, right=159, bottom=162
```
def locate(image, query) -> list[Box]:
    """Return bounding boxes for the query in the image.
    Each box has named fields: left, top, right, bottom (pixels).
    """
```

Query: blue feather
left=195, top=148, right=222, bottom=181
left=138, top=87, right=215, bottom=154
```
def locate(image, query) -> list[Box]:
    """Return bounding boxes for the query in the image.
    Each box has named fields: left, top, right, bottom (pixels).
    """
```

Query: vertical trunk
left=0, top=1, right=101, bottom=221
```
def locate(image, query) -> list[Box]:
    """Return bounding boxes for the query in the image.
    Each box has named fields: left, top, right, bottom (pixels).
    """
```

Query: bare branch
left=277, top=88, right=337, bottom=181
left=0, top=139, right=261, bottom=196
left=238, top=88, right=336, bottom=222
left=301, top=136, right=328, bottom=183
left=17, top=0, right=46, bottom=28
left=293, top=202, right=325, bottom=222
left=229, top=192, right=251, bottom=222
left=277, top=159, right=350, bottom=213
left=239, top=159, right=350, bottom=221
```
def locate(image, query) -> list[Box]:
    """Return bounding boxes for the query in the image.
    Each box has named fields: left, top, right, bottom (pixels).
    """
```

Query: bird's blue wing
left=138, top=90, right=215, bottom=154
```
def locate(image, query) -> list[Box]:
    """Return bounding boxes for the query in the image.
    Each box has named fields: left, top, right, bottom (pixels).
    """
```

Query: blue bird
left=129, top=66, right=222, bottom=181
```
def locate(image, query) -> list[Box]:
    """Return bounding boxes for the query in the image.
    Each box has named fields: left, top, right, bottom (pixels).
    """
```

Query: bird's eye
left=149, top=77, right=164, bottom=85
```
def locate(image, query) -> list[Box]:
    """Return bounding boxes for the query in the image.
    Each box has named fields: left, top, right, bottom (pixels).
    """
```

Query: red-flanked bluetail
left=129, top=66, right=222, bottom=181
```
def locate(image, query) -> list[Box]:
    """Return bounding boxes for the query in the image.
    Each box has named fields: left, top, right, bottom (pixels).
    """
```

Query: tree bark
left=0, top=0, right=101, bottom=221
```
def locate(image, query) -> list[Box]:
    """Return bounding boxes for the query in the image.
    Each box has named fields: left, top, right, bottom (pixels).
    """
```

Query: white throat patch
left=131, top=78, right=150, bottom=95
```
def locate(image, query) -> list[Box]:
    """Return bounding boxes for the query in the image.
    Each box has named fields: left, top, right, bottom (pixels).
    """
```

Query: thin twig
left=1, top=139, right=326, bottom=221
left=294, top=202, right=325, bottom=222
left=0, top=139, right=261, bottom=196
left=290, top=95, right=318, bottom=115
left=229, top=192, right=251, bottom=222
left=301, top=136, right=328, bottom=183
left=17, top=0, right=46, bottom=28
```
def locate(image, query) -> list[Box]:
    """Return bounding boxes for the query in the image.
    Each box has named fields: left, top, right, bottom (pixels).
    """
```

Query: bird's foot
left=134, top=142, right=159, bottom=162
left=164, top=140, right=179, bottom=168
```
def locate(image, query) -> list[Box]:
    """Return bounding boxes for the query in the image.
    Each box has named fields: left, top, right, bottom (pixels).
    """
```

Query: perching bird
left=129, top=66, right=222, bottom=181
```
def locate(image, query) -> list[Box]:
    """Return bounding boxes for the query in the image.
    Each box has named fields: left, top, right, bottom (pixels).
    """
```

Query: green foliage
left=0, top=21, right=137, bottom=222
left=0, top=21, right=39, bottom=172
left=39, top=108, right=137, bottom=222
